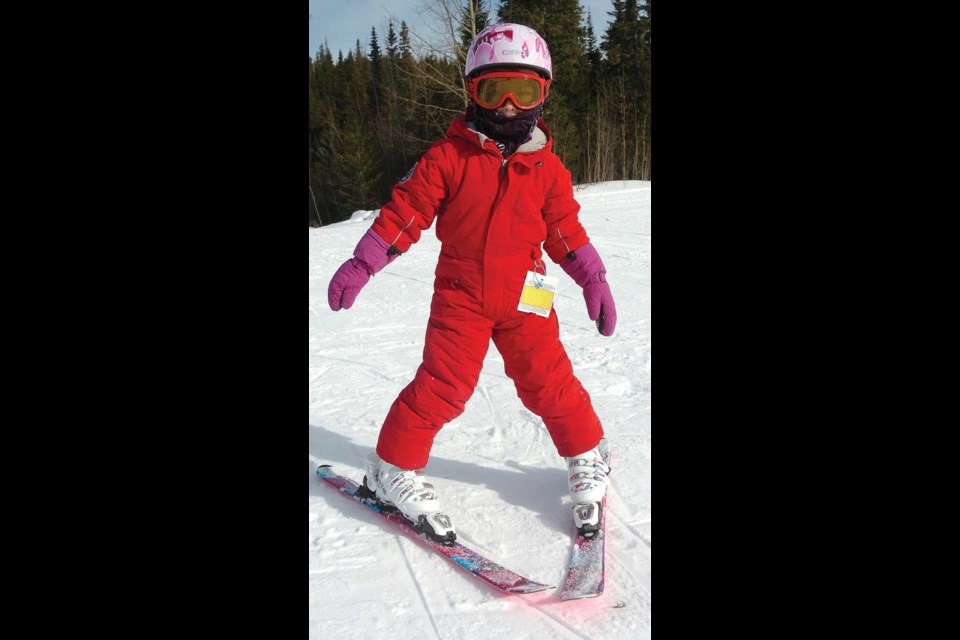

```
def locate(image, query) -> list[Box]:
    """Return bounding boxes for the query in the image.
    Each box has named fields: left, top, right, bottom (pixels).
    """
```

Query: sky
left=309, top=179, right=652, bottom=638
left=309, top=0, right=617, bottom=59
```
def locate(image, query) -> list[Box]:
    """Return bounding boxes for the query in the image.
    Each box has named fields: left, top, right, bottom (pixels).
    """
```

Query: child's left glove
left=328, top=229, right=399, bottom=311
left=559, top=243, right=617, bottom=336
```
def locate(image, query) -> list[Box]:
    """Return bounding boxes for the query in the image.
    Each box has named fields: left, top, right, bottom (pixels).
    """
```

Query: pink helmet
left=464, top=23, right=553, bottom=79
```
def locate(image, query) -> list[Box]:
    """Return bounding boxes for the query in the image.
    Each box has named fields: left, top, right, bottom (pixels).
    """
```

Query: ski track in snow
left=309, top=181, right=651, bottom=639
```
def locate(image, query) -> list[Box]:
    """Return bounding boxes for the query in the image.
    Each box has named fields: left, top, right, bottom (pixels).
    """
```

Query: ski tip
left=560, top=591, right=603, bottom=601
left=316, top=465, right=334, bottom=479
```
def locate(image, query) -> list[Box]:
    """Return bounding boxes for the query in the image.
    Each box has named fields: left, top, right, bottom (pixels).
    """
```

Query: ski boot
left=356, top=452, right=456, bottom=546
left=566, top=440, right=610, bottom=538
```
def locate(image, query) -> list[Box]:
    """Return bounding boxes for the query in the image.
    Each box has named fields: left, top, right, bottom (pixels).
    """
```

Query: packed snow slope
left=309, top=180, right=651, bottom=639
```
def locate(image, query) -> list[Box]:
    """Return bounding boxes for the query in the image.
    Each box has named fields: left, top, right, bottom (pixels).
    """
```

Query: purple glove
left=559, top=243, right=617, bottom=336
left=328, top=229, right=399, bottom=311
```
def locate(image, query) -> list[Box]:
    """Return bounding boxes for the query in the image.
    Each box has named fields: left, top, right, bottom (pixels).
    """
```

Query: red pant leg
left=376, top=291, right=493, bottom=469
left=491, top=309, right=603, bottom=457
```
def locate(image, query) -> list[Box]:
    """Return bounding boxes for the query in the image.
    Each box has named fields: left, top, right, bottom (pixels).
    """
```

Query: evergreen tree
left=581, top=11, right=606, bottom=183
left=585, top=11, right=602, bottom=83
left=386, top=21, right=399, bottom=60
left=310, top=45, right=346, bottom=224
left=459, top=0, right=490, bottom=51
left=601, top=0, right=650, bottom=179
left=638, top=0, right=651, bottom=179
left=369, top=27, right=382, bottom=66
left=379, top=21, right=408, bottom=187
left=323, top=42, right=383, bottom=217
left=369, top=27, right=383, bottom=113
left=331, top=119, right=383, bottom=214
left=400, top=21, right=413, bottom=60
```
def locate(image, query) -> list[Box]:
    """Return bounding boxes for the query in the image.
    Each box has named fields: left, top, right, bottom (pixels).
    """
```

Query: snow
left=309, top=180, right=651, bottom=639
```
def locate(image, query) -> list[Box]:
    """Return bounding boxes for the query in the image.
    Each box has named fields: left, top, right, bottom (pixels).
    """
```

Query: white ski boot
left=565, top=440, right=610, bottom=538
left=359, top=452, right=456, bottom=545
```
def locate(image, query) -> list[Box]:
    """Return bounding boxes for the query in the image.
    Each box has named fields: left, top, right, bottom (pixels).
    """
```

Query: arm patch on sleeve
left=398, top=162, right=418, bottom=184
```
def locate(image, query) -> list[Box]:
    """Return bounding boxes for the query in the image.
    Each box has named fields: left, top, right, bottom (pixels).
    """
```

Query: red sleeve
left=541, top=158, right=590, bottom=263
left=369, top=142, right=450, bottom=253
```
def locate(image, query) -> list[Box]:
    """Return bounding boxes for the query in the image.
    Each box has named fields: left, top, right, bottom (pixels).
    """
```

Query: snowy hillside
left=309, top=181, right=651, bottom=639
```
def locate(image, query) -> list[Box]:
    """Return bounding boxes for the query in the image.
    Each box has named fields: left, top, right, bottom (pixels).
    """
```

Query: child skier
left=327, top=23, right=615, bottom=545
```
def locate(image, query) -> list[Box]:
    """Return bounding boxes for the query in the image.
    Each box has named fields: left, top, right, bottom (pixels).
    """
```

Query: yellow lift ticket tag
left=517, top=271, right=559, bottom=317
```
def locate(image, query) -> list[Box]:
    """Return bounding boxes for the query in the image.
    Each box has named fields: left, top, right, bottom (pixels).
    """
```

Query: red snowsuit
left=369, top=114, right=604, bottom=469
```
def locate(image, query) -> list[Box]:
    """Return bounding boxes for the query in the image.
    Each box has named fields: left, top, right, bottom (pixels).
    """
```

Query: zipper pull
left=501, top=158, right=507, bottom=173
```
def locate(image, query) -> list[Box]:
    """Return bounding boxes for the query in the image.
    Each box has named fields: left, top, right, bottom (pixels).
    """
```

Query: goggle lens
left=474, top=75, right=545, bottom=109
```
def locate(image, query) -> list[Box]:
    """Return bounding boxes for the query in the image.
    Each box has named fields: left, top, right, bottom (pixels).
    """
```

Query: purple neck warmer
left=468, top=102, right=545, bottom=156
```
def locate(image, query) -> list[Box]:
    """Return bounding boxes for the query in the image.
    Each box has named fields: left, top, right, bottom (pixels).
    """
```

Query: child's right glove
left=559, top=243, right=617, bottom=336
left=328, top=229, right=399, bottom=311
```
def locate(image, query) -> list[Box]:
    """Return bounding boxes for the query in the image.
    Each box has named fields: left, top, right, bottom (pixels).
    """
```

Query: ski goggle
left=466, top=71, right=551, bottom=110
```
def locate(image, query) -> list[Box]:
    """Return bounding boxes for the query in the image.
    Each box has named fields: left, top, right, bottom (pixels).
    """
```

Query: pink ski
left=316, top=464, right=553, bottom=595
left=560, top=439, right=611, bottom=600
